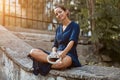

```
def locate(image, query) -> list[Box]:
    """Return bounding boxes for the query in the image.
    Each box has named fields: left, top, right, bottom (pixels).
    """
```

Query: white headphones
left=47, top=52, right=62, bottom=64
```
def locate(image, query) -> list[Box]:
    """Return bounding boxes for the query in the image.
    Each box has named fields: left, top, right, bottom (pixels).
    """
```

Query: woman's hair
left=54, top=4, right=70, bottom=16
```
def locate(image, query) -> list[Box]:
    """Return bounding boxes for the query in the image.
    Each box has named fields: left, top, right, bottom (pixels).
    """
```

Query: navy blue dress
left=29, top=21, right=81, bottom=76
left=53, top=21, right=81, bottom=67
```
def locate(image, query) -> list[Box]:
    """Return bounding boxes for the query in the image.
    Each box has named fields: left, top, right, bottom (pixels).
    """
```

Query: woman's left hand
left=58, top=51, right=66, bottom=59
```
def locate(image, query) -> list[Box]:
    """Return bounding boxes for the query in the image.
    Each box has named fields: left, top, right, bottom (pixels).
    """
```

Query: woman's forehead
left=54, top=7, right=64, bottom=13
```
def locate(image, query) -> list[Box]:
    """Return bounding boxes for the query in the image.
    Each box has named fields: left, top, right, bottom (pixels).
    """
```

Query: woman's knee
left=29, top=49, right=42, bottom=56
left=53, top=57, right=72, bottom=69
left=52, top=62, right=66, bottom=69
left=61, top=56, right=72, bottom=68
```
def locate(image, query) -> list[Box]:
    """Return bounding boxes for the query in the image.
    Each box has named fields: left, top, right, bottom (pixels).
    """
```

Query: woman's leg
left=51, top=55, right=72, bottom=69
left=29, top=49, right=72, bottom=69
left=29, top=49, right=48, bottom=63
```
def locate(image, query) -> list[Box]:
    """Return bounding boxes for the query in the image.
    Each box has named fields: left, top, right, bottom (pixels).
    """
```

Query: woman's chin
left=59, top=19, right=65, bottom=22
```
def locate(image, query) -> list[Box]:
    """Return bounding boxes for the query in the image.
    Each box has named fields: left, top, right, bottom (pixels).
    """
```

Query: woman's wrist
left=58, top=51, right=66, bottom=58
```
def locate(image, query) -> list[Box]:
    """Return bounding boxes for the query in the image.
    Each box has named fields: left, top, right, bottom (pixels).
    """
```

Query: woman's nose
left=57, top=13, right=61, bottom=17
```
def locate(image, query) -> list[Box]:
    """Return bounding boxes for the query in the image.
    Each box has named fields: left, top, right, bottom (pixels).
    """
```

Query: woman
left=28, top=4, right=81, bottom=76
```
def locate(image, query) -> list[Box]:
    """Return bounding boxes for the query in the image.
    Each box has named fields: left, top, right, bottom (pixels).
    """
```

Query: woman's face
left=54, top=7, right=68, bottom=21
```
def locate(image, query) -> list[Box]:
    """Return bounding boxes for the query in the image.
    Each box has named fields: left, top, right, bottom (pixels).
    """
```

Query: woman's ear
left=66, top=9, right=70, bottom=17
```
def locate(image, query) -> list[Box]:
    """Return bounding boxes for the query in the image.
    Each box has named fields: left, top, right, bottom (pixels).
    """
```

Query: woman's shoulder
left=71, top=21, right=80, bottom=29
left=71, top=21, right=79, bottom=26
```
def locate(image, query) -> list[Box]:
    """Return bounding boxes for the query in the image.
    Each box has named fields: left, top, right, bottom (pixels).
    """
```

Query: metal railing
left=0, top=0, right=58, bottom=30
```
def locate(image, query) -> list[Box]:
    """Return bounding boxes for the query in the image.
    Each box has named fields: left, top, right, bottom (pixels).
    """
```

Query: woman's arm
left=60, top=23, right=80, bottom=58
left=59, top=41, right=74, bottom=58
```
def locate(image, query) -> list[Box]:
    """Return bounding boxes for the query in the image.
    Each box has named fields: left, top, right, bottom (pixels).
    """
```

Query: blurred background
left=0, top=0, right=89, bottom=36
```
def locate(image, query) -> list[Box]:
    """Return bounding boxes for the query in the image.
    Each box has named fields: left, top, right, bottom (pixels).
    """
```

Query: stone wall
left=0, top=25, right=120, bottom=80
left=0, top=50, right=105, bottom=80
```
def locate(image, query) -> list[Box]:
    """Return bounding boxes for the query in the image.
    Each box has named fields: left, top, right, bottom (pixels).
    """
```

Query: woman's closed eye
left=55, top=11, right=63, bottom=16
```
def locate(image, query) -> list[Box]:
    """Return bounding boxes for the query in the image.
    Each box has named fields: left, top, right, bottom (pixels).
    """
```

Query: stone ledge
left=1, top=49, right=120, bottom=80
left=0, top=25, right=33, bottom=72
left=0, top=47, right=33, bottom=72
left=0, top=25, right=120, bottom=80
left=49, top=65, right=120, bottom=80
left=1, top=46, right=120, bottom=80
left=1, top=46, right=116, bottom=80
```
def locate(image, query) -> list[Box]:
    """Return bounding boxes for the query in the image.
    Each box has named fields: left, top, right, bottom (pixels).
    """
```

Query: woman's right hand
left=52, top=47, right=57, bottom=53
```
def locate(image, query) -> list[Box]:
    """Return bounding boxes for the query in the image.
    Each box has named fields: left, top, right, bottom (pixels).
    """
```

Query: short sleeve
left=69, top=23, right=80, bottom=43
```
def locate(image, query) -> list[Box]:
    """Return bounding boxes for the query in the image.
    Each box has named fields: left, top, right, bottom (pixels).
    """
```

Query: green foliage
left=92, top=0, right=120, bottom=62
left=67, top=0, right=89, bottom=35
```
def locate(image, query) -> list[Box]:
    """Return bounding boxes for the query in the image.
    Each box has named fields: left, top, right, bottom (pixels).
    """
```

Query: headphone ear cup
left=47, top=55, right=62, bottom=64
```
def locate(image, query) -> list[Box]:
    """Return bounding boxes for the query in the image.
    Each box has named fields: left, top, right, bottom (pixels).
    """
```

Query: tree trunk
left=87, top=0, right=101, bottom=54
left=86, top=0, right=95, bottom=32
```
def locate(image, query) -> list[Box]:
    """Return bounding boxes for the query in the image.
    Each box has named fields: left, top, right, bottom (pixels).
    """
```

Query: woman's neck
left=62, top=18, right=71, bottom=31
left=62, top=17, right=71, bottom=27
